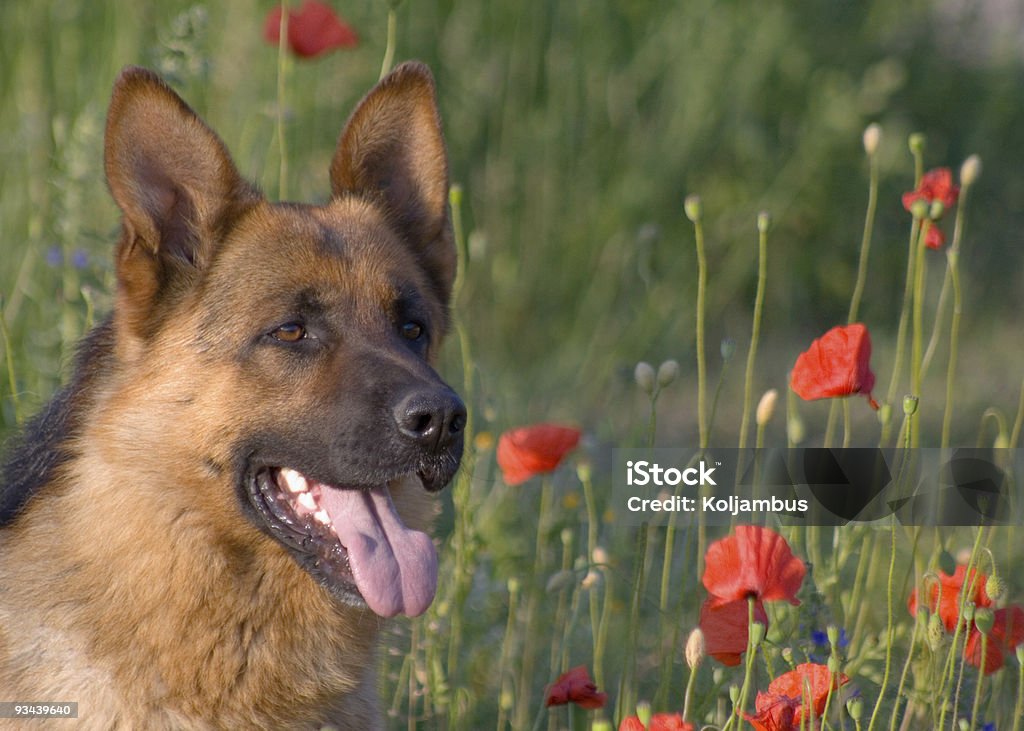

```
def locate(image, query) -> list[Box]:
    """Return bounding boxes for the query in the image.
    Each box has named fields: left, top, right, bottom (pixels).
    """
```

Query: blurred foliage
left=1, top=0, right=1022, bottom=433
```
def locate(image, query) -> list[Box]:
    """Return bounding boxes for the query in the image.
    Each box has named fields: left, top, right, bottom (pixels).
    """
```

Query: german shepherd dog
left=0, top=62, right=464, bottom=729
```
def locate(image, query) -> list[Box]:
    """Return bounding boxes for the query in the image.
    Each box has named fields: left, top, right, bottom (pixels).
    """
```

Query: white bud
left=657, top=359, right=680, bottom=388
left=634, top=362, right=656, bottom=394
left=863, top=123, right=881, bottom=156
left=755, top=389, right=779, bottom=427
left=960, top=154, right=981, bottom=187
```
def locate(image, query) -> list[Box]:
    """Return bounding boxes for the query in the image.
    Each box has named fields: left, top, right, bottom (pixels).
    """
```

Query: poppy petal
left=497, top=423, right=581, bottom=485
left=699, top=596, right=769, bottom=666
left=702, top=526, right=806, bottom=606
left=791, top=323, right=877, bottom=408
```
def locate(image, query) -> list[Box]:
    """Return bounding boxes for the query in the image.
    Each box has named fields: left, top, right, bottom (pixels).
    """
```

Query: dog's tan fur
left=0, top=62, right=455, bottom=729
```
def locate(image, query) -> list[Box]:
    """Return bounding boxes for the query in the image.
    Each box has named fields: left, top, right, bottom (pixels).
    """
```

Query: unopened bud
left=634, top=362, right=656, bottom=394
left=449, top=184, right=463, bottom=207
left=863, top=123, right=881, bottom=156
left=879, top=403, right=892, bottom=426
left=929, top=200, right=945, bottom=220
left=592, top=721, right=613, bottom=731
left=560, top=528, right=573, bottom=547
left=636, top=701, right=652, bottom=727
left=927, top=613, right=946, bottom=652
left=975, top=607, right=995, bottom=636
left=781, top=647, right=795, bottom=666
left=909, top=132, right=926, bottom=155
left=910, top=199, right=929, bottom=220
left=685, top=628, right=706, bottom=670
left=960, top=154, right=981, bottom=187
left=507, top=577, right=520, bottom=594
left=684, top=194, right=703, bottom=223
left=903, top=395, right=919, bottom=416
left=787, top=411, right=806, bottom=445
left=592, top=546, right=609, bottom=566
left=985, top=572, right=1007, bottom=602
left=545, top=570, right=573, bottom=593
left=847, top=697, right=864, bottom=720
left=750, top=621, right=766, bottom=648
left=757, top=210, right=772, bottom=234
left=581, top=569, right=601, bottom=591
left=721, top=338, right=737, bottom=362
left=827, top=624, right=840, bottom=648
left=962, top=602, right=976, bottom=628
left=657, top=359, right=680, bottom=388
left=958, top=719, right=970, bottom=731
left=756, top=389, right=779, bottom=427
left=729, top=684, right=740, bottom=705
left=994, top=433, right=1009, bottom=450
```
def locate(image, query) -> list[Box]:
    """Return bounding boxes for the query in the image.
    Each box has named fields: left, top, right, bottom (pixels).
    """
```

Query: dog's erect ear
left=105, top=67, right=256, bottom=337
left=331, top=62, right=455, bottom=304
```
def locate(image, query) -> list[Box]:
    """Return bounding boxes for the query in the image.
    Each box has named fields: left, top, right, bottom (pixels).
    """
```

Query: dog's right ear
left=104, top=67, right=257, bottom=340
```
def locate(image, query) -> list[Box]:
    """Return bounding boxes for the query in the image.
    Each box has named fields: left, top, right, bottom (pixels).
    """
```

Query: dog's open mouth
left=248, top=466, right=438, bottom=618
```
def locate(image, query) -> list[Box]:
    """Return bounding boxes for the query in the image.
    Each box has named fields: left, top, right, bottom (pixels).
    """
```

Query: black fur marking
left=0, top=318, right=116, bottom=528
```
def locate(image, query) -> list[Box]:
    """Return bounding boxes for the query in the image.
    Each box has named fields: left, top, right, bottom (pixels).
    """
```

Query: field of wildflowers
left=2, top=2, right=1024, bottom=730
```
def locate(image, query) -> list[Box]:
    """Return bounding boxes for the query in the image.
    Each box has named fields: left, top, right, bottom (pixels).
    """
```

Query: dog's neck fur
left=0, top=321, right=385, bottom=729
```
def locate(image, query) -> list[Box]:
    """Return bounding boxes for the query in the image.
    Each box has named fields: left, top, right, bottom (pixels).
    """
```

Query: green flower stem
left=849, top=139, right=881, bottom=324
left=969, top=634, right=988, bottom=731
left=0, top=298, right=22, bottom=425
left=580, top=469, right=603, bottom=685
left=738, top=218, right=769, bottom=452
left=1010, top=376, right=1024, bottom=449
left=496, top=581, right=520, bottom=731
left=694, top=217, right=709, bottom=451
left=274, top=2, right=290, bottom=200
left=1013, top=647, right=1024, bottom=731
left=940, top=248, right=962, bottom=448
left=682, top=661, right=699, bottom=725
left=910, top=222, right=929, bottom=448
left=882, top=217, right=922, bottom=446
left=887, top=606, right=922, bottom=731
left=936, top=526, right=985, bottom=729
left=722, top=596, right=758, bottom=730
left=550, top=537, right=574, bottom=677
left=951, top=624, right=970, bottom=730
left=615, top=524, right=649, bottom=723
left=921, top=177, right=972, bottom=377
left=378, top=6, right=398, bottom=81
left=865, top=513, right=897, bottom=731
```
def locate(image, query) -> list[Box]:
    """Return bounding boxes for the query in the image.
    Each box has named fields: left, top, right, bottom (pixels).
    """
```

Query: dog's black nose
left=392, top=388, right=466, bottom=453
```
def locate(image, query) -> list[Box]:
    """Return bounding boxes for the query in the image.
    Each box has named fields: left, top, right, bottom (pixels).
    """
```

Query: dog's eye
left=401, top=321, right=424, bottom=341
left=271, top=323, right=307, bottom=342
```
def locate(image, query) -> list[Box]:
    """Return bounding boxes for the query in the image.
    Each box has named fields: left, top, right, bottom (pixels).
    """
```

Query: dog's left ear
left=331, top=62, right=455, bottom=304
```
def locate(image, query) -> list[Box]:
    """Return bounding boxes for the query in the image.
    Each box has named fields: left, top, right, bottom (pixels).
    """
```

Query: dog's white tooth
left=313, top=509, right=330, bottom=525
left=297, top=492, right=318, bottom=511
left=281, top=468, right=308, bottom=494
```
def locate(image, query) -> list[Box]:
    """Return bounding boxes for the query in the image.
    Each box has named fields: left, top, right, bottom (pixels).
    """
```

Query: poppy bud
left=721, top=338, right=737, bottom=362
left=938, top=551, right=957, bottom=577
left=685, top=627, right=706, bottom=670
left=755, top=389, right=778, bottom=427
left=635, top=362, right=656, bottom=394
left=958, top=720, right=970, bottom=731
left=781, top=647, right=795, bottom=666
left=847, top=697, right=863, bottom=720
left=827, top=624, right=840, bottom=648
left=757, top=210, right=772, bottom=234
left=507, top=577, right=520, bottom=595
left=592, top=546, right=609, bottom=566
left=863, top=123, right=881, bottom=156
left=929, top=200, right=945, bottom=220
left=960, top=154, right=981, bottom=187
left=985, top=572, right=1006, bottom=602
left=636, top=701, right=652, bottom=727
left=546, top=569, right=574, bottom=593
left=449, top=184, right=463, bottom=207
left=560, top=528, right=573, bottom=547
left=729, top=684, right=740, bottom=704
left=787, top=411, right=806, bottom=446
left=581, top=569, right=601, bottom=591
left=903, top=395, right=919, bottom=416
left=878, top=402, right=892, bottom=426
left=750, top=621, right=766, bottom=648
left=909, top=198, right=929, bottom=221
left=963, top=602, right=976, bottom=628
left=927, top=612, right=946, bottom=652
left=576, top=460, right=592, bottom=484
left=592, top=721, right=613, bottom=731
left=684, top=194, right=702, bottom=223
left=908, top=132, right=926, bottom=155
left=657, top=359, right=680, bottom=388
left=975, top=607, right=995, bottom=636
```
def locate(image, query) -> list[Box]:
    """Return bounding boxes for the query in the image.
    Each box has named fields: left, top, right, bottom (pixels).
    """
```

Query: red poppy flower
left=618, top=714, right=695, bottom=731
left=924, top=224, right=945, bottom=250
left=790, top=323, right=878, bottom=410
left=544, top=665, right=606, bottom=709
left=909, top=565, right=1024, bottom=675
left=702, top=526, right=806, bottom=607
left=902, top=167, right=960, bottom=212
left=699, top=597, right=769, bottom=666
left=264, top=1, right=358, bottom=59
left=496, top=423, right=581, bottom=485
left=744, top=664, right=849, bottom=730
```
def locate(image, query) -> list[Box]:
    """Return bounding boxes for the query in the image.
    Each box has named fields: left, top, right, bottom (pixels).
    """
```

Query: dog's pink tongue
left=316, top=484, right=437, bottom=618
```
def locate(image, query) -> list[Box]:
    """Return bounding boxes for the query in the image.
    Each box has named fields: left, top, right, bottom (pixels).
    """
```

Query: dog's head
left=101, top=63, right=463, bottom=618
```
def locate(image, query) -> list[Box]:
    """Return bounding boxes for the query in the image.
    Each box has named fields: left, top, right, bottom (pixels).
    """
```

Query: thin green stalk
left=1013, top=647, right=1024, bottom=731
left=910, top=222, right=928, bottom=448
left=0, top=297, right=22, bottom=425
left=849, top=139, right=881, bottom=323
left=1010, top=376, right=1024, bottom=449
left=379, top=6, right=398, bottom=80
left=722, top=597, right=758, bottom=731
left=865, top=514, right=898, bottom=731
left=580, top=467, right=603, bottom=685
left=968, top=634, right=988, bottom=731
left=882, top=217, right=922, bottom=446
left=496, top=581, right=520, bottom=731
left=693, top=213, right=709, bottom=450
left=682, top=662, right=699, bottom=725
left=738, top=214, right=769, bottom=452
left=274, top=2, right=290, bottom=200
left=940, top=248, right=962, bottom=448
left=615, top=525, right=649, bottom=723
left=950, top=622, right=970, bottom=730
